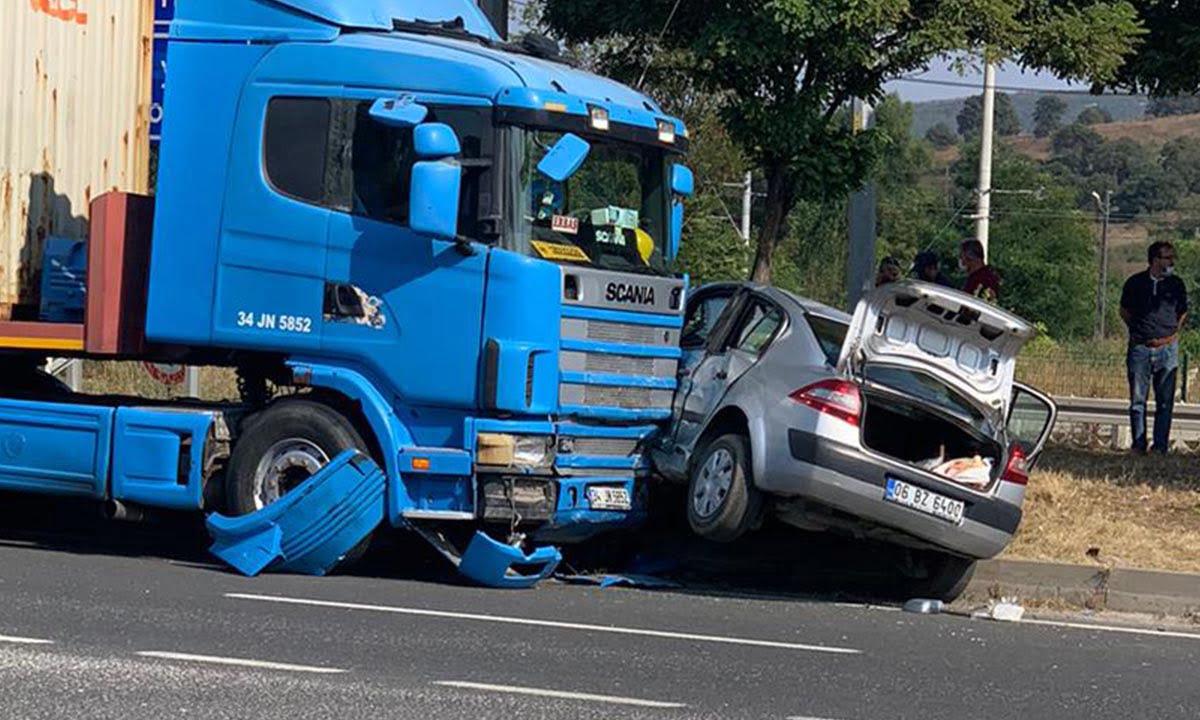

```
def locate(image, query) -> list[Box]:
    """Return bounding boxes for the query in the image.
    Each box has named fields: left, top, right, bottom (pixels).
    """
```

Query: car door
left=673, top=293, right=785, bottom=452
left=1006, top=382, right=1057, bottom=468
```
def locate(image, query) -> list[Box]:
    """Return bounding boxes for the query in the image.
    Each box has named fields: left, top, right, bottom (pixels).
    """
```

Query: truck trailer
left=0, top=0, right=694, bottom=586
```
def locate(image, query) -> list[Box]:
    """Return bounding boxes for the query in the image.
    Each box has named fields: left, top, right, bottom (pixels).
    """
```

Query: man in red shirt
left=960, top=239, right=1000, bottom=302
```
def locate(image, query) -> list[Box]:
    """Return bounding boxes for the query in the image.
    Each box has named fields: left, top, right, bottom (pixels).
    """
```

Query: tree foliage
left=539, top=0, right=1143, bottom=283
left=1146, top=95, right=1200, bottom=117
left=1033, top=95, right=1068, bottom=138
left=925, top=122, right=958, bottom=149
left=1161, top=137, right=1200, bottom=195
left=1103, top=2, right=1200, bottom=96
left=957, top=92, right=1022, bottom=137
left=1076, top=106, right=1113, bottom=125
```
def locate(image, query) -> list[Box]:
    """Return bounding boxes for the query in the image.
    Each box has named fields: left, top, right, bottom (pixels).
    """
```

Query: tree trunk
left=749, top=162, right=796, bottom=284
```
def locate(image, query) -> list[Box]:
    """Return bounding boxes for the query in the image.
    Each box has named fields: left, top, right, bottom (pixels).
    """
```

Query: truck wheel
left=226, top=399, right=369, bottom=515
left=686, top=434, right=762, bottom=543
left=905, top=552, right=977, bottom=602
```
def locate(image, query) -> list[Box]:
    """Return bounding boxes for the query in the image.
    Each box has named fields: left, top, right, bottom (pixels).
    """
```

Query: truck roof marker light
left=589, top=105, right=610, bottom=131
left=657, top=120, right=676, bottom=145
left=544, top=101, right=568, bottom=113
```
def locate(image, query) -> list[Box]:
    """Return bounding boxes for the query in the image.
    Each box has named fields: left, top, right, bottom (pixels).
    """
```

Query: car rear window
left=863, top=364, right=994, bottom=435
left=806, top=314, right=848, bottom=366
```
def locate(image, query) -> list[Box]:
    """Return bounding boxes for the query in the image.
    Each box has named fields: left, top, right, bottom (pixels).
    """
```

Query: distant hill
left=911, top=93, right=1149, bottom=138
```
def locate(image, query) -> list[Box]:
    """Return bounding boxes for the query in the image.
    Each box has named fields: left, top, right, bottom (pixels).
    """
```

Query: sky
left=885, top=57, right=1082, bottom=102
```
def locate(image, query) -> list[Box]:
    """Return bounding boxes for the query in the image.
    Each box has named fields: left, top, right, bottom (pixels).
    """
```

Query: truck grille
left=586, top=320, right=666, bottom=346
left=572, top=437, right=640, bottom=457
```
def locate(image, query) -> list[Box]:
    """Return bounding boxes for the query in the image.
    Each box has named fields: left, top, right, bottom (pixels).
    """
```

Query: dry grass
left=81, top=361, right=240, bottom=402
left=1005, top=448, right=1200, bottom=573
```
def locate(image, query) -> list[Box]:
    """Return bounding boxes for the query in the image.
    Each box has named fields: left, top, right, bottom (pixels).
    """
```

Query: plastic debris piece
left=458, top=531, right=562, bottom=589
left=988, top=601, right=1026, bottom=623
left=556, top=573, right=681, bottom=590
left=903, top=598, right=944, bottom=614
left=207, top=451, right=385, bottom=577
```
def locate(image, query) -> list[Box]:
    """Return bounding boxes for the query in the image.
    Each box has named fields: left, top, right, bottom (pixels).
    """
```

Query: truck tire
left=686, top=434, right=762, bottom=543
left=226, top=399, right=370, bottom=515
left=905, top=552, right=976, bottom=603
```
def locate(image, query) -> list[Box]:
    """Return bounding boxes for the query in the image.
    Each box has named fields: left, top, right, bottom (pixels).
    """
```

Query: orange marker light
left=411, top=457, right=431, bottom=472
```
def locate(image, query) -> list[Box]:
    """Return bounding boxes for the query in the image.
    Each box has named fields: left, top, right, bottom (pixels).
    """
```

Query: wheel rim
left=251, top=438, right=330, bottom=511
left=693, top=447, right=735, bottom=519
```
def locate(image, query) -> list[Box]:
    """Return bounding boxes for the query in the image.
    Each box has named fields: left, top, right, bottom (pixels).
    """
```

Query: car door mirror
left=1007, top=384, right=1057, bottom=468
left=409, top=122, right=463, bottom=242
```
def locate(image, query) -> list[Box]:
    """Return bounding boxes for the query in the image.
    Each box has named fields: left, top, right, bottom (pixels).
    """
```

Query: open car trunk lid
left=837, top=281, right=1035, bottom=428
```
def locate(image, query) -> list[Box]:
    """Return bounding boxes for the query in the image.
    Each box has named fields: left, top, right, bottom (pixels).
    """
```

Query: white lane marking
left=0, top=635, right=53, bottom=645
left=226, top=592, right=861, bottom=655
left=136, top=651, right=346, bottom=674
left=1019, top=618, right=1200, bottom=642
left=788, top=716, right=846, bottom=720
left=434, top=680, right=686, bottom=708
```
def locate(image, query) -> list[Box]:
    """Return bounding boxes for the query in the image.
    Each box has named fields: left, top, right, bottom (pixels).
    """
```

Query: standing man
left=875, top=256, right=901, bottom=287
left=960, top=239, right=1000, bottom=302
left=1120, top=241, right=1188, bottom=455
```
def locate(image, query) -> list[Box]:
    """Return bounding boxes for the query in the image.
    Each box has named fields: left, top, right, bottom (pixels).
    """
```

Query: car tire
left=905, top=552, right=976, bottom=602
left=686, top=434, right=762, bottom=543
left=225, top=399, right=374, bottom=566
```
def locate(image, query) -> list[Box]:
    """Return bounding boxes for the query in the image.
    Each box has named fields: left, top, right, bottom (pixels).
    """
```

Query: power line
left=893, top=75, right=1149, bottom=98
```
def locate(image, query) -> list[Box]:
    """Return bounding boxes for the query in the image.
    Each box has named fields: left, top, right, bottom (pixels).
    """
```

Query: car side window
left=806, top=314, right=849, bottom=366
left=733, top=302, right=784, bottom=355
left=682, top=292, right=732, bottom=349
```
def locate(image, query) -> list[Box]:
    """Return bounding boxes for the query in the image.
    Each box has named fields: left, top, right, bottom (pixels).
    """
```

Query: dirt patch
left=1004, top=447, right=1200, bottom=573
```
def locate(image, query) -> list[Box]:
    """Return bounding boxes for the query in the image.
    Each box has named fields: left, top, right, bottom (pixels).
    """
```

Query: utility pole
left=740, top=171, right=752, bottom=244
left=846, top=98, right=877, bottom=311
left=1092, top=190, right=1112, bottom=339
left=974, top=60, right=997, bottom=260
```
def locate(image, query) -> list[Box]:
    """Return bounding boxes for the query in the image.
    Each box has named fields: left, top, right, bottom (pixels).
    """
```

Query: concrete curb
left=968, top=559, right=1200, bottom=617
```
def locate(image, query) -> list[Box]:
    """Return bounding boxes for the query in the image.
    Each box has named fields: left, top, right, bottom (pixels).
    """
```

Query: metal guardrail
left=1053, top=396, right=1200, bottom=433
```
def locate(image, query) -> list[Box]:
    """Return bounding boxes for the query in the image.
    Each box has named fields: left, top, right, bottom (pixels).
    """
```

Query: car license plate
left=587, top=486, right=632, bottom=511
left=885, top=478, right=965, bottom=525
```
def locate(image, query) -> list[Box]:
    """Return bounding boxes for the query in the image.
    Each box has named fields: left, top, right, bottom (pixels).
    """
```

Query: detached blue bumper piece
left=206, top=451, right=385, bottom=577
left=458, top=531, right=562, bottom=589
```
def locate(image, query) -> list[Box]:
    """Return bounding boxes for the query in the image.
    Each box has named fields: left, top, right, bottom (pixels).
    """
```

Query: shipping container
left=0, top=0, right=153, bottom=318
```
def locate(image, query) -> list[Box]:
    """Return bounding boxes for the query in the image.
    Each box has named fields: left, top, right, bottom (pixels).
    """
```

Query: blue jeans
left=1127, top=342, right=1179, bottom=453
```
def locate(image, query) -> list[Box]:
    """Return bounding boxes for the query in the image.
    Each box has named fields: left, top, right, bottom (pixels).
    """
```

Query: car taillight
left=789, top=379, right=862, bottom=426
left=1001, top=444, right=1030, bottom=485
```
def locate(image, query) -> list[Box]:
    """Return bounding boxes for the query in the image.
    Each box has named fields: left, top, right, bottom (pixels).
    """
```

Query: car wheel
left=904, top=551, right=977, bottom=602
left=686, top=434, right=762, bottom=543
left=225, top=399, right=374, bottom=566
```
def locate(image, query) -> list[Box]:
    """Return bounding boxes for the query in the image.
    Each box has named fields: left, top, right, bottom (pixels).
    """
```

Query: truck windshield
left=504, top=127, right=670, bottom=276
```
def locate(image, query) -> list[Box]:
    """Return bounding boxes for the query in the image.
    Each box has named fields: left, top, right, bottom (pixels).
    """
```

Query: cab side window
left=264, top=97, right=332, bottom=203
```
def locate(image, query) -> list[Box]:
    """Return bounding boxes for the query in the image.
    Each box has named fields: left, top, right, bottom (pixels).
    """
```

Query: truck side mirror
left=537, top=133, right=590, bottom=182
left=667, top=165, right=694, bottom=261
left=410, top=122, right=463, bottom=242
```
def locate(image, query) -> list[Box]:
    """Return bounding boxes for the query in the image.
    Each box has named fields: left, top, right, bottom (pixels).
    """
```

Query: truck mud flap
left=410, top=524, right=561, bottom=590
left=206, top=451, right=385, bottom=577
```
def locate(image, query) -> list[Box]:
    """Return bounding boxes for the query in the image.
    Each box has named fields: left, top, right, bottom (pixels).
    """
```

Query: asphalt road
left=1, top=500, right=1198, bottom=719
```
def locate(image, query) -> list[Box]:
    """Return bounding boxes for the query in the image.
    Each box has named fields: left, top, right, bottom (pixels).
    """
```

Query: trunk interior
left=861, top=389, right=1002, bottom=488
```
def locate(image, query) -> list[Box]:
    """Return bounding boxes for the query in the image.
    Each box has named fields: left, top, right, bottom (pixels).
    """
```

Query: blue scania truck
left=1, top=0, right=693, bottom=585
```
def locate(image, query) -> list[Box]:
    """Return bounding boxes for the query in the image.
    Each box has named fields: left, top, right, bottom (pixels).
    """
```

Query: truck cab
left=138, top=0, right=692, bottom=555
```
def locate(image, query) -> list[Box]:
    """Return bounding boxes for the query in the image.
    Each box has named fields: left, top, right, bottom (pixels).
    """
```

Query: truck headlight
left=477, top=433, right=556, bottom=469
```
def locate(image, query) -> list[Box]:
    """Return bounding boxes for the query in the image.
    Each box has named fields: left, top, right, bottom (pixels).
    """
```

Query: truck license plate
left=885, top=478, right=965, bottom=525
left=587, top=486, right=632, bottom=511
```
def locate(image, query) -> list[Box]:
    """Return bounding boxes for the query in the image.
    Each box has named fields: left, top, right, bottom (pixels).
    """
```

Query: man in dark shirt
left=960, top=239, right=1000, bottom=302
left=912, top=250, right=953, bottom=287
left=1120, top=241, right=1189, bottom=455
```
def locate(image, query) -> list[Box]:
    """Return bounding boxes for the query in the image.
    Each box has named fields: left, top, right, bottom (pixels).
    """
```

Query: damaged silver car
left=652, top=281, right=1057, bottom=600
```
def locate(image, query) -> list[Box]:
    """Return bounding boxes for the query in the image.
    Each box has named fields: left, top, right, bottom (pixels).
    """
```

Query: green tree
left=1147, top=96, right=1200, bottom=117
left=1161, top=137, right=1200, bottom=194
left=1104, top=3, right=1200, bottom=96
left=1114, top=167, right=1187, bottom=216
left=925, top=122, right=958, bottom=149
left=1049, top=124, right=1105, bottom=177
left=1091, top=138, right=1153, bottom=186
left=957, top=92, right=1022, bottom=138
left=1033, top=95, right=1068, bottom=138
left=540, top=0, right=1143, bottom=283
left=1076, top=106, right=1114, bottom=125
